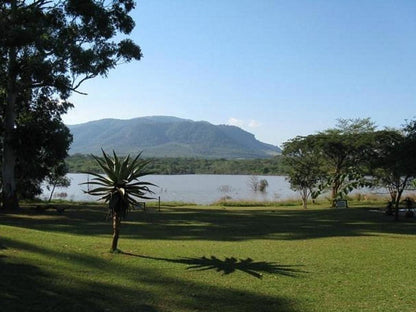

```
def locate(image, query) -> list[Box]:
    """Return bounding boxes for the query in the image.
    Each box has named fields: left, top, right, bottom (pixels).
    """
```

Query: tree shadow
left=2, top=205, right=414, bottom=242
left=0, top=242, right=160, bottom=312
left=122, top=252, right=305, bottom=279
left=0, top=237, right=303, bottom=312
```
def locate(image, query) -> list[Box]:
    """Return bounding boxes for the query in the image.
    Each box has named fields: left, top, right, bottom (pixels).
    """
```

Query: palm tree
left=83, top=150, right=155, bottom=252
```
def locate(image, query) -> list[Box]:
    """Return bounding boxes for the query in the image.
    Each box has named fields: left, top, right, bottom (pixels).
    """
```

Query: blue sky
left=62, top=0, right=416, bottom=147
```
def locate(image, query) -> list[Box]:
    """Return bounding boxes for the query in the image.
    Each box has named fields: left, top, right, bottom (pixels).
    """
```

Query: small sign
left=334, top=199, right=348, bottom=208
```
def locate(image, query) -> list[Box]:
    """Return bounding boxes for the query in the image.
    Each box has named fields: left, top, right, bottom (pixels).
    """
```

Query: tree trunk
left=2, top=32, right=19, bottom=210
left=330, top=172, right=340, bottom=207
left=331, top=184, right=338, bottom=208
left=111, top=213, right=121, bottom=252
left=48, top=182, right=57, bottom=202
left=394, top=197, right=400, bottom=221
left=301, top=187, right=308, bottom=209
left=394, top=186, right=406, bottom=221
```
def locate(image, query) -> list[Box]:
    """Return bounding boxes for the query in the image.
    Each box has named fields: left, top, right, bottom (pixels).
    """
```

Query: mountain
left=68, top=116, right=281, bottom=158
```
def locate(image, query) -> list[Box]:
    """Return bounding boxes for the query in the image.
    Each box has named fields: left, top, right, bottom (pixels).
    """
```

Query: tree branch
left=70, top=88, right=88, bottom=96
left=71, top=74, right=96, bottom=91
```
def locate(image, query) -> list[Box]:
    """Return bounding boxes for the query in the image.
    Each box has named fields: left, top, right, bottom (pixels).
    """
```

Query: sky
left=62, top=0, right=416, bottom=147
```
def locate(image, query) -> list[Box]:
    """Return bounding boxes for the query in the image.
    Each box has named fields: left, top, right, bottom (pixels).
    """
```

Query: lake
left=42, top=173, right=301, bottom=204
left=42, top=173, right=397, bottom=205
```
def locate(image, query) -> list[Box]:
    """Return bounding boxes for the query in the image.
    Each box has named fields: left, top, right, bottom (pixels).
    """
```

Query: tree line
left=283, top=118, right=416, bottom=220
left=66, top=154, right=288, bottom=175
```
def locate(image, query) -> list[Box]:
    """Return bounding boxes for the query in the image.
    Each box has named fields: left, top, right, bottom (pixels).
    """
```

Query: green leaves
left=282, top=136, right=325, bottom=197
left=82, top=150, right=156, bottom=217
left=319, top=169, right=373, bottom=200
left=282, top=119, right=401, bottom=204
left=1, top=0, right=142, bottom=208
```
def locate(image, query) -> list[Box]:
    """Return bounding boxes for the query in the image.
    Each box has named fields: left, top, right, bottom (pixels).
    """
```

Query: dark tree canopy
left=370, top=124, right=416, bottom=220
left=1, top=0, right=142, bottom=98
left=1, top=0, right=142, bottom=209
left=14, top=97, right=73, bottom=199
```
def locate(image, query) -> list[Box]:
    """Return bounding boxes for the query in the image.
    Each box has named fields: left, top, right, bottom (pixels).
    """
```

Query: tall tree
left=1, top=0, right=142, bottom=209
left=314, top=119, right=376, bottom=205
left=11, top=96, right=72, bottom=199
left=371, top=124, right=416, bottom=220
left=282, top=136, right=324, bottom=209
left=282, top=119, right=378, bottom=207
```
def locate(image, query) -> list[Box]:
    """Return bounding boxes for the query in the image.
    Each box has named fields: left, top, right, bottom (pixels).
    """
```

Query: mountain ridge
left=68, top=116, right=281, bottom=158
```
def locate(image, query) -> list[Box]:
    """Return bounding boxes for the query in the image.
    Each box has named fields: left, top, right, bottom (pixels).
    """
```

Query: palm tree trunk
left=111, top=213, right=121, bottom=251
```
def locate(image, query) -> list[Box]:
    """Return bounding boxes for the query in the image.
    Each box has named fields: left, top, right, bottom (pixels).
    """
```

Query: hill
left=68, top=116, right=281, bottom=158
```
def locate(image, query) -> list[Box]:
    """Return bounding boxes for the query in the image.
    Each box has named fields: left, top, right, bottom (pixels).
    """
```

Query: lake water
left=42, top=173, right=399, bottom=205
left=41, top=173, right=301, bottom=204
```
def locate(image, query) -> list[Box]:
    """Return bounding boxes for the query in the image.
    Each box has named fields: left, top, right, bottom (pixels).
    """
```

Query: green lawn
left=0, top=203, right=415, bottom=312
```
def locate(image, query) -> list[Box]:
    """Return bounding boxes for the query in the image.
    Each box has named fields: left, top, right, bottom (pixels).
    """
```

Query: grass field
left=0, top=202, right=415, bottom=312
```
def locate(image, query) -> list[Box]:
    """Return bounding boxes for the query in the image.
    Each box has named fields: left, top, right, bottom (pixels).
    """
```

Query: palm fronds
left=82, top=149, right=156, bottom=217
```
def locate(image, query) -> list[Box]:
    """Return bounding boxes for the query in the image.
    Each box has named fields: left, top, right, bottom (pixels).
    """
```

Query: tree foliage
left=312, top=119, right=378, bottom=204
left=1, top=0, right=141, bottom=209
left=16, top=97, right=73, bottom=198
left=282, top=118, right=398, bottom=207
left=370, top=123, right=416, bottom=220
left=66, top=155, right=288, bottom=175
left=0, top=94, right=73, bottom=199
left=258, top=179, right=269, bottom=192
left=45, top=162, right=71, bottom=202
left=282, top=136, right=325, bottom=209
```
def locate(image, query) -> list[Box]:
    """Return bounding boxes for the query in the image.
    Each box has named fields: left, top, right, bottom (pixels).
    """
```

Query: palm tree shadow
left=123, top=252, right=305, bottom=279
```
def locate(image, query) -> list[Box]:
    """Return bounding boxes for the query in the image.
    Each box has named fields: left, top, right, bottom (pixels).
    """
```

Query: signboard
left=334, top=199, right=348, bottom=208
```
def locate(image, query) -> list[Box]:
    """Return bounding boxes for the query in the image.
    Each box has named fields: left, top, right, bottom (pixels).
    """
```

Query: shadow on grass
left=123, top=252, right=305, bottom=279
left=0, top=238, right=159, bottom=312
left=1, top=205, right=414, bottom=242
left=0, top=237, right=302, bottom=312
left=0, top=257, right=155, bottom=312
